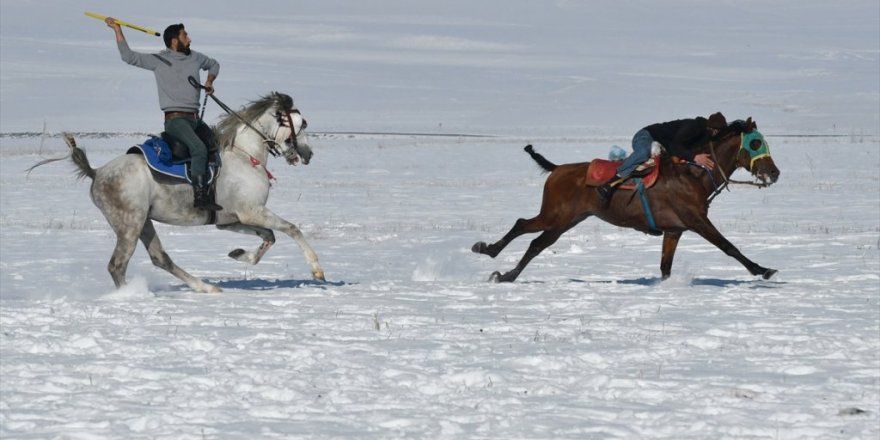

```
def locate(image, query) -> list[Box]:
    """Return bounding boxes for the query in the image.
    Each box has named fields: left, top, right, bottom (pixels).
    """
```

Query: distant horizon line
left=0, top=131, right=871, bottom=140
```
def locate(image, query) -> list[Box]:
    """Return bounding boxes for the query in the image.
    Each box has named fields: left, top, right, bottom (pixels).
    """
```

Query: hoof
left=488, top=271, right=502, bottom=283
left=198, top=283, right=222, bottom=294
left=489, top=271, right=515, bottom=283
left=762, top=269, right=778, bottom=280
left=229, top=248, right=260, bottom=265
left=472, top=242, right=500, bottom=258
left=313, top=270, right=326, bottom=282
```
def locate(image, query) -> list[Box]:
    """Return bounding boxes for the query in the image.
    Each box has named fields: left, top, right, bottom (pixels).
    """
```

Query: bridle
left=272, top=107, right=307, bottom=163
left=699, top=127, right=772, bottom=204
left=189, top=76, right=306, bottom=162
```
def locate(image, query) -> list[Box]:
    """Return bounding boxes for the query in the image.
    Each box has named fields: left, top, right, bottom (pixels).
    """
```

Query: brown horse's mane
left=709, top=119, right=752, bottom=147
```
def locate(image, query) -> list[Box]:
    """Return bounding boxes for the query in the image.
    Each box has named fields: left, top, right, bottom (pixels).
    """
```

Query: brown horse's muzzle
left=753, top=157, right=780, bottom=186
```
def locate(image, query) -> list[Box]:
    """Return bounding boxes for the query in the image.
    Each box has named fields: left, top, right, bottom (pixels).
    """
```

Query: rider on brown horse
left=597, top=112, right=728, bottom=206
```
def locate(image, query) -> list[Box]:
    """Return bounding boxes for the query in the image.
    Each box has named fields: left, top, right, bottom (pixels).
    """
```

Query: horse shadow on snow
left=151, top=277, right=349, bottom=295
left=567, top=276, right=784, bottom=288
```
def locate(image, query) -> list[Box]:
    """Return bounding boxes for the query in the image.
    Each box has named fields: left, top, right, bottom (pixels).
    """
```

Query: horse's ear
left=745, top=117, right=755, bottom=132
left=277, top=93, right=294, bottom=111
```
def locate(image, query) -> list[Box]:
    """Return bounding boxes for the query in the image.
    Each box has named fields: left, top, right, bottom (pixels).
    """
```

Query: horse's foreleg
left=690, top=218, right=777, bottom=279
left=216, top=223, right=276, bottom=265
left=660, top=231, right=683, bottom=280
left=472, top=216, right=547, bottom=258
left=139, top=219, right=221, bottom=293
left=492, top=229, right=565, bottom=282
left=236, top=208, right=324, bottom=281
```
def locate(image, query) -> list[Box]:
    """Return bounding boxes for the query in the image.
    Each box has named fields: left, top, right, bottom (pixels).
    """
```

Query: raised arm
left=105, top=17, right=125, bottom=42
left=106, top=16, right=160, bottom=70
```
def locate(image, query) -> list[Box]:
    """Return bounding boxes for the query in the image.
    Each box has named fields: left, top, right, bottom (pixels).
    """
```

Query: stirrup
left=195, top=200, right=223, bottom=211
left=630, top=166, right=653, bottom=178
left=597, top=184, right=615, bottom=207
left=194, top=192, right=223, bottom=211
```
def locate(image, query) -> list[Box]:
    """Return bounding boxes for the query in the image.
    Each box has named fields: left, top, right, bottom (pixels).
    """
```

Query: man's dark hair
left=163, top=24, right=185, bottom=49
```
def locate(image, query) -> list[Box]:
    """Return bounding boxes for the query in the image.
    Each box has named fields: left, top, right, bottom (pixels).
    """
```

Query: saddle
left=126, top=131, right=220, bottom=184
left=586, top=157, right=661, bottom=190
left=160, top=123, right=220, bottom=162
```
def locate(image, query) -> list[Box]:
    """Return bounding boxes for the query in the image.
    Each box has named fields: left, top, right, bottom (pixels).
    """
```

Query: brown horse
left=472, top=117, right=780, bottom=282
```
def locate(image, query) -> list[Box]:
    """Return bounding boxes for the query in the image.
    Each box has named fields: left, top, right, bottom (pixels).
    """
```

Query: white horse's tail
left=64, top=133, right=96, bottom=180
left=26, top=132, right=94, bottom=180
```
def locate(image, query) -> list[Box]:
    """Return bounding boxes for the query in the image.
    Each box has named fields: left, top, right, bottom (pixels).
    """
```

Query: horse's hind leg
left=139, top=219, right=221, bottom=293
left=472, top=216, right=549, bottom=258
left=107, top=226, right=140, bottom=289
left=491, top=228, right=566, bottom=282
left=97, top=208, right=144, bottom=288
left=216, top=223, right=276, bottom=265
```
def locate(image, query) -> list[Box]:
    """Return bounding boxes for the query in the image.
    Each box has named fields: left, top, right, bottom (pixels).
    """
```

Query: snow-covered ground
left=2, top=0, right=879, bottom=439
left=2, top=133, right=878, bottom=439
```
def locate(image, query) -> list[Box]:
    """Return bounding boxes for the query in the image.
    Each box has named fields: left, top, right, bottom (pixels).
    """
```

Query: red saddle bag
left=586, top=158, right=661, bottom=190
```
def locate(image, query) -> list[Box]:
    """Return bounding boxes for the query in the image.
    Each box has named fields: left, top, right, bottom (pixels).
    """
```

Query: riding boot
left=597, top=175, right=622, bottom=208
left=192, top=174, right=223, bottom=211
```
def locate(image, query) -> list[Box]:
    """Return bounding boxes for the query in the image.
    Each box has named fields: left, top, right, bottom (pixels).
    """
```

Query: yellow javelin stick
left=85, top=11, right=161, bottom=37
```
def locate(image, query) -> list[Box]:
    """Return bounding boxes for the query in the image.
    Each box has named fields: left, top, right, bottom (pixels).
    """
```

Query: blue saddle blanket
left=127, top=137, right=217, bottom=184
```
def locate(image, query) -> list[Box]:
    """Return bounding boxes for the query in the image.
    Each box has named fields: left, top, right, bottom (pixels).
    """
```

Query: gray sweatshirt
left=116, top=39, right=220, bottom=113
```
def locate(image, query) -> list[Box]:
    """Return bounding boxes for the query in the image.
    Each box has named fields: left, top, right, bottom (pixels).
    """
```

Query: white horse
left=47, top=92, right=324, bottom=293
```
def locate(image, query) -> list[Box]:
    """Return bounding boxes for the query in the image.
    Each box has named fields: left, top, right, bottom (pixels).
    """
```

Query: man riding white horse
left=106, top=17, right=222, bottom=210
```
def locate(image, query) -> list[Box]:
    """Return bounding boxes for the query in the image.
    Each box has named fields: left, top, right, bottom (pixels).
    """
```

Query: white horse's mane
left=214, top=92, right=294, bottom=150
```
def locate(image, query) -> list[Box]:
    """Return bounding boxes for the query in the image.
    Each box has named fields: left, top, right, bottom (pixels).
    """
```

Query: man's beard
left=180, top=44, right=191, bottom=55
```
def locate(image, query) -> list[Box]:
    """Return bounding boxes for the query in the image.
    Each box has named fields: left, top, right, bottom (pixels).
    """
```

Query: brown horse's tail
left=65, top=133, right=96, bottom=180
left=524, top=144, right=557, bottom=173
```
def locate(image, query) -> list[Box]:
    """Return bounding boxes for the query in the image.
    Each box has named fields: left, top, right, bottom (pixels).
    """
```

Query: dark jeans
left=164, top=116, right=210, bottom=179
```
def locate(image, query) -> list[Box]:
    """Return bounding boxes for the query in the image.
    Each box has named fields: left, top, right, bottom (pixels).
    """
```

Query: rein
left=728, top=179, right=771, bottom=188
left=188, top=76, right=292, bottom=159
left=688, top=161, right=727, bottom=204
left=703, top=139, right=731, bottom=204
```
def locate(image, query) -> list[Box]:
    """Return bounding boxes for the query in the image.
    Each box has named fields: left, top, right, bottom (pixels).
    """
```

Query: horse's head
left=733, top=118, right=779, bottom=186
left=263, top=92, right=312, bottom=166
left=215, top=92, right=314, bottom=165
